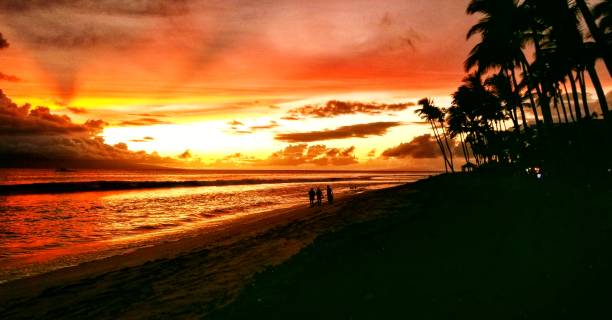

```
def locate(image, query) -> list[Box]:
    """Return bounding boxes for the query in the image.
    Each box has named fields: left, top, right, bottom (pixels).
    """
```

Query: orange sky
left=0, top=0, right=610, bottom=170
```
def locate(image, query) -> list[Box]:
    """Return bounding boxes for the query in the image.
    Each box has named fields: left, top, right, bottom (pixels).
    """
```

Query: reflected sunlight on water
left=0, top=169, right=433, bottom=282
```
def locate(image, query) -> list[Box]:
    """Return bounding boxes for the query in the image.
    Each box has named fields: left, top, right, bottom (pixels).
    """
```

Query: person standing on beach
left=316, top=187, right=323, bottom=206
left=326, top=185, right=334, bottom=204
left=309, top=188, right=315, bottom=207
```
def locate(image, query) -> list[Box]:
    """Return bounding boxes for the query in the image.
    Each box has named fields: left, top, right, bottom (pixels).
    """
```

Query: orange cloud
left=119, top=117, right=172, bottom=126
left=260, top=144, right=358, bottom=166
left=381, top=134, right=440, bottom=159
left=286, top=100, right=415, bottom=119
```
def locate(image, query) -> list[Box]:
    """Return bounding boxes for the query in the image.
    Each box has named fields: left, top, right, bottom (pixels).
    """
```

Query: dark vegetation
left=415, top=0, right=612, bottom=175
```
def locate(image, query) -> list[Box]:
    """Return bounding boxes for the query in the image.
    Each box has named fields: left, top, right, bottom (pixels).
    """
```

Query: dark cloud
left=228, top=120, right=244, bottom=126
left=119, top=117, right=172, bottom=126
left=285, top=100, right=415, bottom=119
left=367, top=148, right=377, bottom=157
left=275, top=121, right=402, bottom=143
left=0, top=72, right=20, bottom=82
left=66, top=106, right=87, bottom=114
left=0, top=95, right=105, bottom=136
left=380, top=134, right=439, bottom=159
left=0, top=32, right=8, bottom=49
left=6, top=19, right=143, bottom=50
left=0, top=0, right=189, bottom=16
left=0, top=89, right=172, bottom=166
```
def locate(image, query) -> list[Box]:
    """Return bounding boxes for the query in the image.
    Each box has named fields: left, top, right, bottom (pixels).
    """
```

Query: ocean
left=0, top=168, right=435, bottom=283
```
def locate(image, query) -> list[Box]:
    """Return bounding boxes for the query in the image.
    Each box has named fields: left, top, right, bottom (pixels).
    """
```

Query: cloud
left=0, top=89, right=172, bottom=166
left=285, top=100, right=415, bottom=119
left=129, top=136, right=155, bottom=143
left=0, top=0, right=189, bottom=16
left=178, top=149, right=192, bottom=159
left=207, top=144, right=358, bottom=168
left=129, top=113, right=168, bottom=117
left=119, top=117, right=172, bottom=126
left=227, top=119, right=280, bottom=135
left=66, top=106, right=87, bottom=114
left=228, top=120, right=244, bottom=126
left=260, top=144, right=358, bottom=166
left=0, top=72, right=20, bottom=82
left=249, top=120, right=279, bottom=130
left=275, top=121, right=402, bottom=143
left=0, top=32, right=8, bottom=49
left=381, top=134, right=440, bottom=159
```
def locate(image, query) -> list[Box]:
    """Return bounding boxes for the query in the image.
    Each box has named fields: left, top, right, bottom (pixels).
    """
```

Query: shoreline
left=0, top=177, right=412, bottom=195
left=0, top=182, right=415, bottom=312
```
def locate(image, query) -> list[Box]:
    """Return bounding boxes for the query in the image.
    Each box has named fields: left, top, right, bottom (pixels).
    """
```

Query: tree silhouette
left=415, top=98, right=454, bottom=172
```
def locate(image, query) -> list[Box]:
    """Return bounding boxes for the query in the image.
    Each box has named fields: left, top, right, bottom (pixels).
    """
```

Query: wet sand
left=0, top=183, right=414, bottom=319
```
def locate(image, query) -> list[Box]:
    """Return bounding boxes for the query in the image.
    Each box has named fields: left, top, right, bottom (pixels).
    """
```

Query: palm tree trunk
left=553, top=94, right=562, bottom=124
left=439, top=123, right=455, bottom=172
left=520, top=61, right=541, bottom=126
left=575, top=0, right=612, bottom=77
left=509, top=106, right=520, bottom=131
left=510, top=68, right=528, bottom=130
left=585, top=62, right=610, bottom=120
left=562, top=80, right=576, bottom=122
left=459, top=133, right=469, bottom=164
left=430, top=121, right=449, bottom=172
left=568, top=71, right=583, bottom=120
left=525, top=44, right=554, bottom=126
left=557, top=89, right=569, bottom=124
left=577, top=70, right=591, bottom=119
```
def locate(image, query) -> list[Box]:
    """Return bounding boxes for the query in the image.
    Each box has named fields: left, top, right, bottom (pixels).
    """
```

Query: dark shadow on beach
left=212, top=173, right=612, bottom=319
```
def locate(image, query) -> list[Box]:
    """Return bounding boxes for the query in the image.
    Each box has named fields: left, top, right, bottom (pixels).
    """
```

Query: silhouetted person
left=308, top=188, right=315, bottom=207
left=326, top=185, right=334, bottom=204
left=316, top=187, right=323, bottom=206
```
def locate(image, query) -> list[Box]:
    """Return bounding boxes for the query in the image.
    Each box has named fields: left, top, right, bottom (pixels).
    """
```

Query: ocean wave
left=0, top=177, right=377, bottom=195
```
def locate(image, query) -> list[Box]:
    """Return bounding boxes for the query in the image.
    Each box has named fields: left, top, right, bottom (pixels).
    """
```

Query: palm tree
left=415, top=98, right=454, bottom=172
left=467, top=0, right=555, bottom=127
left=451, top=74, right=504, bottom=163
left=485, top=72, right=521, bottom=130
left=581, top=41, right=610, bottom=119
left=524, top=0, right=610, bottom=122
left=594, top=0, right=612, bottom=42
left=447, top=104, right=472, bottom=164
left=466, top=0, right=532, bottom=127
left=575, top=0, right=612, bottom=76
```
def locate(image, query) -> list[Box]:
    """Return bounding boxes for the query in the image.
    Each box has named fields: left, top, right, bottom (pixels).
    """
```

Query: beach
left=1, top=172, right=611, bottom=319
left=0, top=177, right=419, bottom=319
left=0, top=169, right=423, bottom=283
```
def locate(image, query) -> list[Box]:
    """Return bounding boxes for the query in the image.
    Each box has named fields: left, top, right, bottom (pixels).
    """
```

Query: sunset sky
left=1, top=0, right=610, bottom=170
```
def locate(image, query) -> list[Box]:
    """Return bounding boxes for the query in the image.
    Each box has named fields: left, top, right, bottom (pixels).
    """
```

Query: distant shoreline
left=0, top=176, right=422, bottom=195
